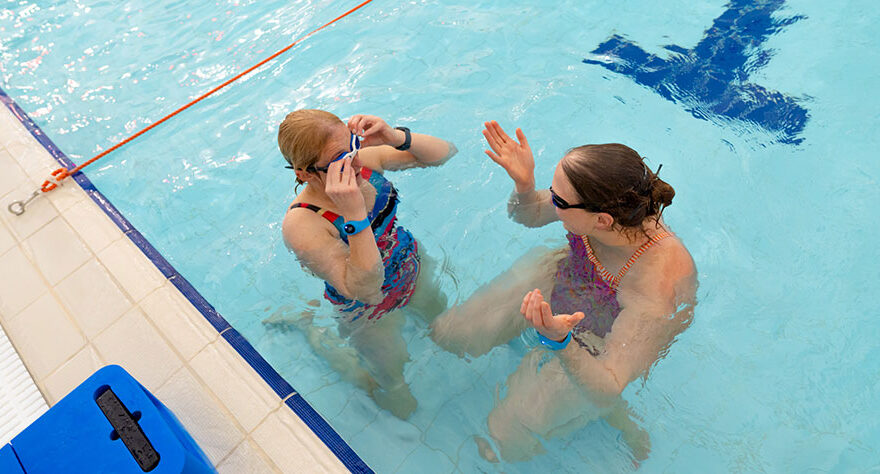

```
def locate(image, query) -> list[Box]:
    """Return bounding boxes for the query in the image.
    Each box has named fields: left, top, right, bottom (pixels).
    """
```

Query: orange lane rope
left=7, top=0, right=375, bottom=216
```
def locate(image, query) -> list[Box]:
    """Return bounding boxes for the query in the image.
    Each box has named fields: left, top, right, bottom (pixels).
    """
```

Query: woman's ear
left=595, top=212, right=615, bottom=231
left=294, top=169, right=310, bottom=183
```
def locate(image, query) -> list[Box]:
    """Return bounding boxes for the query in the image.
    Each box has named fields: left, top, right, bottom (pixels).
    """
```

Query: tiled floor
left=0, top=103, right=347, bottom=472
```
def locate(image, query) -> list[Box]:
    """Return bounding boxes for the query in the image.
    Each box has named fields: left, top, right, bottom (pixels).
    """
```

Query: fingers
left=490, top=121, right=513, bottom=143
left=515, top=128, right=530, bottom=151
left=343, top=156, right=356, bottom=186
left=520, top=291, right=531, bottom=315
left=484, top=121, right=506, bottom=147
left=526, top=290, right=540, bottom=326
left=326, top=156, right=344, bottom=183
left=482, top=128, right=503, bottom=155
left=348, top=115, right=387, bottom=137
left=347, top=115, right=361, bottom=134
left=485, top=150, right=502, bottom=165
left=527, top=289, right=545, bottom=327
left=348, top=115, right=368, bottom=135
left=539, top=300, right=553, bottom=328
left=568, top=312, right=586, bottom=327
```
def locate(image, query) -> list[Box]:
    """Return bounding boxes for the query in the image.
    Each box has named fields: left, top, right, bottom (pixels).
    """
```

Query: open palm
left=482, top=121, right=535, bottom=192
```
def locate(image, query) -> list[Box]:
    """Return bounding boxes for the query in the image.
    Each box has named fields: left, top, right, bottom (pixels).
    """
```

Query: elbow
left=445, top=142, right=458, bottom=159
left=603, top=380, right=625, bottom=398
left=420, top=141, right=457, bottom=167
left=507, top=211, right=543, bottom=228
left=358, top=287, right=385, bottom=306
left=341, top=268, right=385, bottom=305
left=336, top=283, right=384, bottom=306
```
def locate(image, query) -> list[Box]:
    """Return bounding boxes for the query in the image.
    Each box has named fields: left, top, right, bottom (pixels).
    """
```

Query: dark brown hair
left=561, top=143, right=675, bottom=239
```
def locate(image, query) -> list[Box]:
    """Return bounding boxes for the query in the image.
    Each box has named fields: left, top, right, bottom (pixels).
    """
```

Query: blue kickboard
left=10, top=365, right=214, bottom=474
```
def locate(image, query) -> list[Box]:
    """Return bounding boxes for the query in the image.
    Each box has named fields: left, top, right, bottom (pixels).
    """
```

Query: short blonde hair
left=277, top=109, right=343, bottom=178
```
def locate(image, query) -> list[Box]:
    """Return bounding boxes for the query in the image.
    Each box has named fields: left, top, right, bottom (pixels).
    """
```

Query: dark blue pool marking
left=0, top=86, right=372, bottom=474
left=583, top=0, right=808, bottom=144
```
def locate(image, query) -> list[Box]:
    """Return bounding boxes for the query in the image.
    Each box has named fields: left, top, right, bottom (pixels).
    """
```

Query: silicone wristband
left=538, top=331, right=571, bottom=351
left=394, top=126, right=412, bottom=151
left=343, top=218, right=371, bottom=236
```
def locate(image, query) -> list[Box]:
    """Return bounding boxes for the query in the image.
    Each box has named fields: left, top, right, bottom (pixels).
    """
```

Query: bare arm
left=556, top=294, right=694, bottom=405
left=508, top=188, right=559, bottom=228
left=348, top=114, right=457, bottom=171
left=283, top=210, right=385, bottom=305
left=282, top=155, right=386, bottom=304
left=522, top=251, right=697, bottom=405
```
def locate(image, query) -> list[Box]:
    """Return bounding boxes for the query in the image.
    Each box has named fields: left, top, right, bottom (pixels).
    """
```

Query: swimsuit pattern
left=291, top=167, right=420, bottom=321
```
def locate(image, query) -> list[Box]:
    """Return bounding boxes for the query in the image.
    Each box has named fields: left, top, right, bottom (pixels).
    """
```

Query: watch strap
left=394, top=126, right=412, bottom=151
left=343, top=218, right=371, bottom=236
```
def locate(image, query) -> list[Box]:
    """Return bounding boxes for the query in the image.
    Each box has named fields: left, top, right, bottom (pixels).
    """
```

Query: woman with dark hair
left=431, top=121, right=697, bottom=462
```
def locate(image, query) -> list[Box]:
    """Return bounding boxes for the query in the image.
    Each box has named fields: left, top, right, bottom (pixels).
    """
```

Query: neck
left=298, top=182, right=332, bottom=206
left=588, top=220, right=665, bottom=253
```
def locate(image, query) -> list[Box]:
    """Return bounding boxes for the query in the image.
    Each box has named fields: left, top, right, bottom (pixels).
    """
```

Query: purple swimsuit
left=550, top=233, right=622, bottom=346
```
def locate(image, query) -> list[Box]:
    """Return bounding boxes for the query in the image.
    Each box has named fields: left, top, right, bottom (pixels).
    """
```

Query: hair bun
left=651, top=178, right=675, bottom=207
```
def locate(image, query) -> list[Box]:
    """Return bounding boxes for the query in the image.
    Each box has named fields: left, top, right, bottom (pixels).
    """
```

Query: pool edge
left=0, top=86, right=372, bottom=474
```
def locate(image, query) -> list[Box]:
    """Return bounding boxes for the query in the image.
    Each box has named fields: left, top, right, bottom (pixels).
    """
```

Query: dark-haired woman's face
left=551, top=161, right=599, bottom=235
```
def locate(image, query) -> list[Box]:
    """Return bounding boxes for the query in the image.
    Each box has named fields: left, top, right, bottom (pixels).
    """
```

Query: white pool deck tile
left=217, top=438, right=279, bottom=474
left=98, top=238, right=168, bottom=303
left=55, top=259, right=133, bottom=339
left=253, top=406, right=348, bottom=474
left=0, top=103, right=349, bottom=472
left=41, top=345, right=105, bottom=405
left=139, top=282, right=218, bottom=361
left=21, top=217, right=93, bottom=286
left=4, top=293, right=86, bottom=381
left=0, top=247, right=49, bottom=318
left=190, top=339, right=282, bottom=433
left=92, top=307, right=185, bottom=389
left=61, top=197, right=123, bottom=252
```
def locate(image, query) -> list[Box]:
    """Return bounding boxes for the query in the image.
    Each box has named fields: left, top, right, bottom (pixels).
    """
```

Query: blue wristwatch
left=343, top=218, right=371, bottom=235
left=538, top=331, right=572, bottom=351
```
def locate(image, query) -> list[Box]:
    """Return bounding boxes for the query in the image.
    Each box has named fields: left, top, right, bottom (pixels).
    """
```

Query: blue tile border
left=0, top=86, right=372, bottom=474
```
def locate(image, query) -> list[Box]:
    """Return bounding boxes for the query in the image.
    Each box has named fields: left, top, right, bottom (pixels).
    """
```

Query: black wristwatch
left=394, top=126, right=412, bottom=151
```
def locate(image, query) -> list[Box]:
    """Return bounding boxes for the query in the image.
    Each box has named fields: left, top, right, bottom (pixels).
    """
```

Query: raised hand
left=482, top=121, right=536, bottom=193
left=324, top=156, right=367, bottom=220
left=521, top=289, right=585, bottom=342
left=348, top=114, right=403, bottom=148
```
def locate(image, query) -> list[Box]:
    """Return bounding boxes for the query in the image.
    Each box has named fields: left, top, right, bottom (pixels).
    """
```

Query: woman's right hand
left=324, top=156, right=367, bottom=220
left=482, top=121, right=535, bottom=193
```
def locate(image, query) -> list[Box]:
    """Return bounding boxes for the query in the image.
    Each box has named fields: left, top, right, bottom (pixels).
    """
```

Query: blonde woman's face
left=309, top=123, right=363, bottom=174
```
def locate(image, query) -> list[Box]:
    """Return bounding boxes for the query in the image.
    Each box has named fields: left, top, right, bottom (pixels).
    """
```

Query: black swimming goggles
left=549, top=186, right=603, bottom=212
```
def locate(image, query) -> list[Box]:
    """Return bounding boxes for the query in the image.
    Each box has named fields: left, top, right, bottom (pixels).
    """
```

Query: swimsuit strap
left=289, top=202, right=344, bottom=233
left=582, top=231, right=673, bottom=290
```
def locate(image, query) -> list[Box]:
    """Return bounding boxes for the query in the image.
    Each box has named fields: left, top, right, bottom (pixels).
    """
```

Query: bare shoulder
left=620, top=235, right=697, bottom=310
left=651, top=235, right=696, bottom=284
left=281, top=205, right=339, bottom=254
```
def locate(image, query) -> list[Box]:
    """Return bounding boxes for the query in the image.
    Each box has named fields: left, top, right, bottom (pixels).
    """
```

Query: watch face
left=344, top=224, right=355, bottom=234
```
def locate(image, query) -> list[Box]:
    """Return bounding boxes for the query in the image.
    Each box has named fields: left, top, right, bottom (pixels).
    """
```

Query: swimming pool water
left=2, top=0, right=879, bottom=471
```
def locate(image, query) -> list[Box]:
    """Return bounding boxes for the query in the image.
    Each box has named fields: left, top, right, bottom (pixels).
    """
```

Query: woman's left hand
left=348, top=115, right=404, bottom=148
left=521, top=289, right=585, bottom=342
